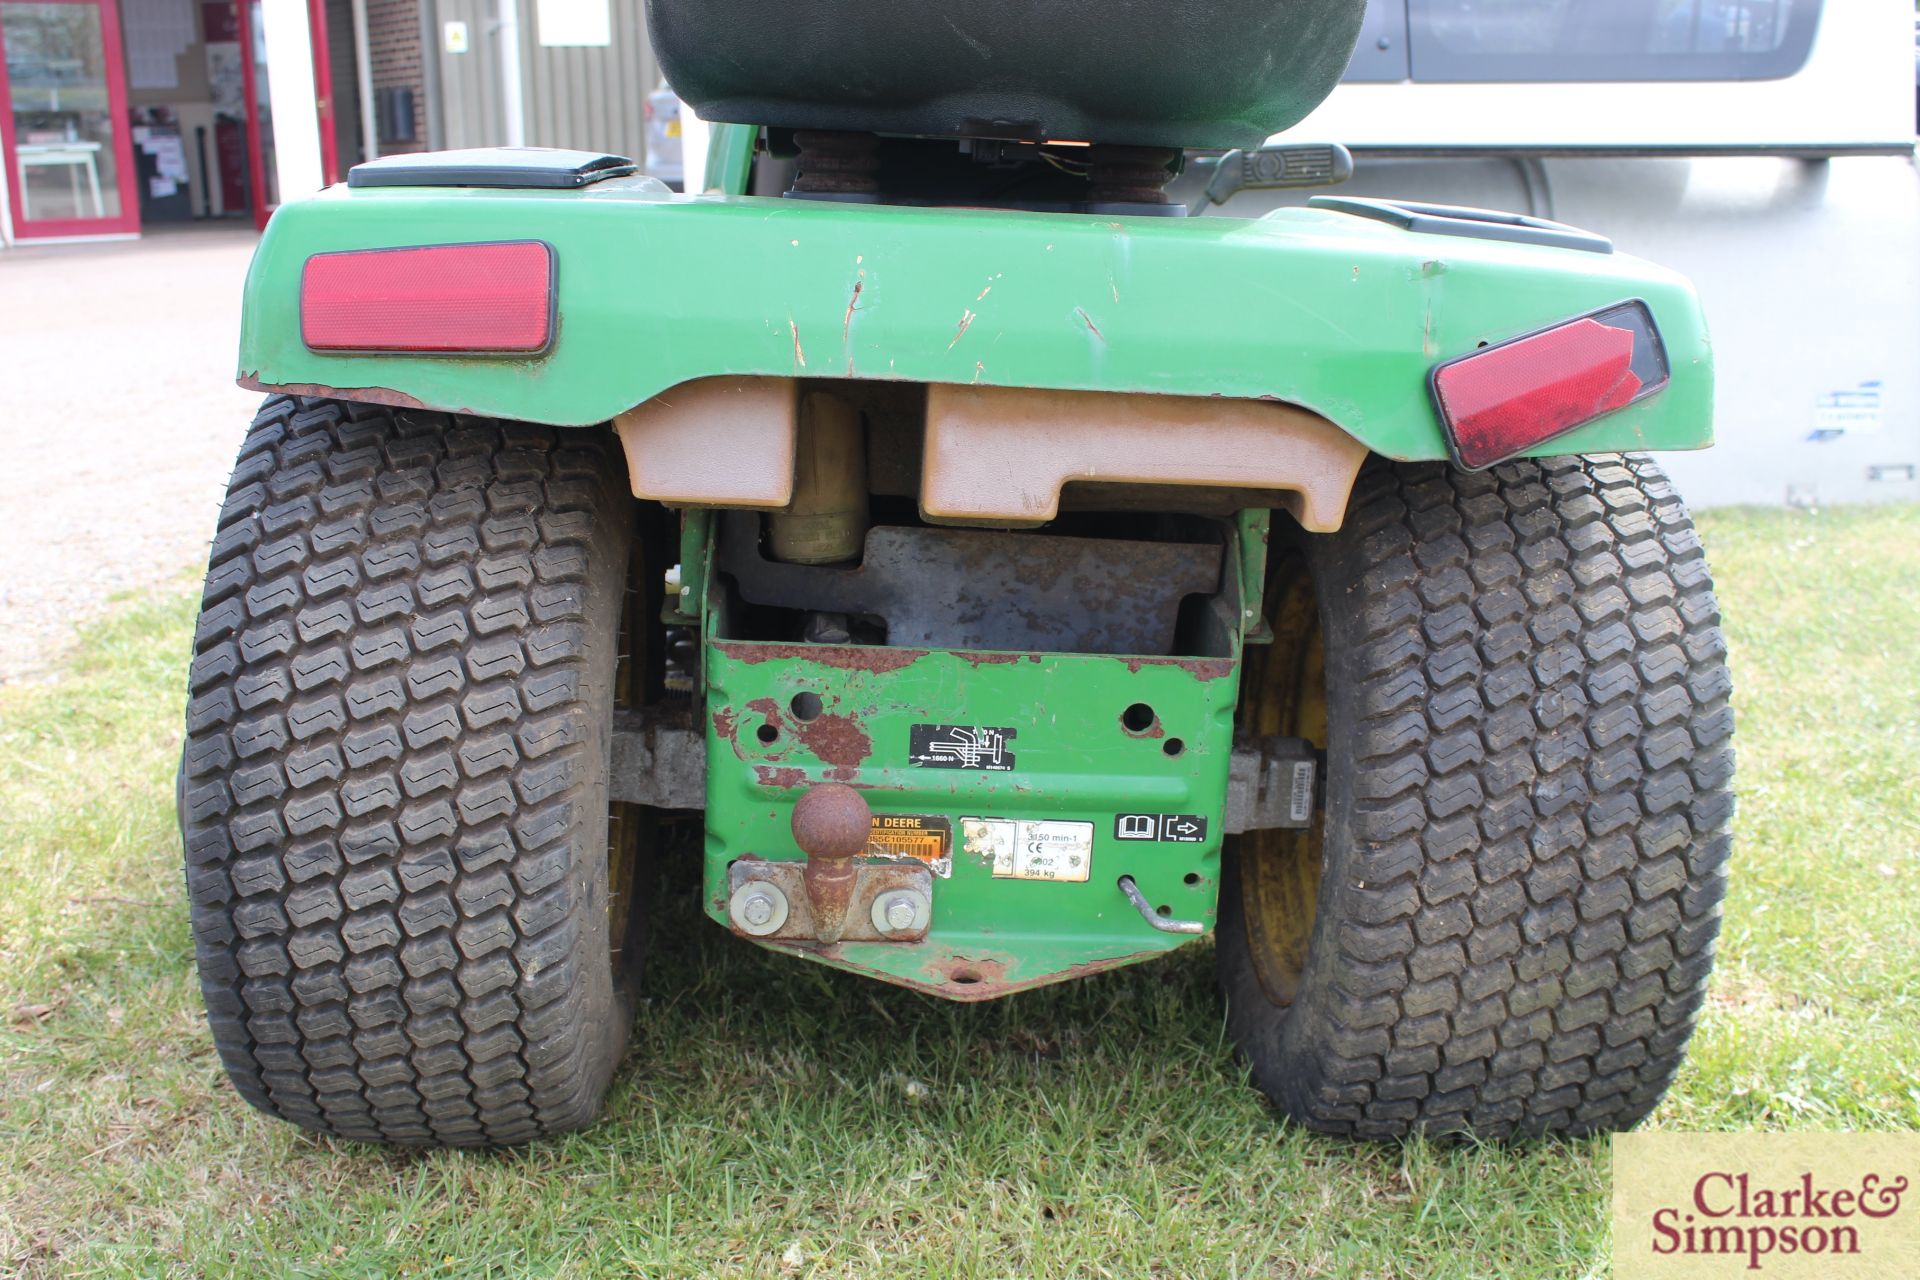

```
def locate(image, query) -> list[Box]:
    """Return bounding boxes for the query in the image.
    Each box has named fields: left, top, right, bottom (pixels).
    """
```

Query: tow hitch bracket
left=612, top=714, right=1320, bottom=834
left=725, top=857, right=934, bottom=944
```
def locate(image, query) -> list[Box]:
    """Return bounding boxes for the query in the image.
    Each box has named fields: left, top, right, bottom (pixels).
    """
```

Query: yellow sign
left=867, top=814, right=951, bottom=876
left=1613, top=1132, right=1918, bottom=1278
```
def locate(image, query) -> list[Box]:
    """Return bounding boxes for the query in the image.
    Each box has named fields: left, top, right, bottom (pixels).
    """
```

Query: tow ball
left=725, top=783, right=935, bottom=945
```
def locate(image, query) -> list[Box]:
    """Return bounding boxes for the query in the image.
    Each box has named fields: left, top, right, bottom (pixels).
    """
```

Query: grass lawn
left=1, top=503, right=1916, bottom=1279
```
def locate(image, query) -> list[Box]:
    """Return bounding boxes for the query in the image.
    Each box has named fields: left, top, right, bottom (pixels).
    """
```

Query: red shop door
left=231, top=0, right=339, bottom=231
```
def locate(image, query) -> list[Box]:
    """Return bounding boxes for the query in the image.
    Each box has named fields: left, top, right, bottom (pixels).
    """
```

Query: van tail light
left=301, top=241, right=555, bottom=354
left=1429, top=301, right=1669, bottom=471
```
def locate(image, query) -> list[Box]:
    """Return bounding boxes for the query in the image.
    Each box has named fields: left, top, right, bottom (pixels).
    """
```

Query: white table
left=17, top=141, right=105, bottom=220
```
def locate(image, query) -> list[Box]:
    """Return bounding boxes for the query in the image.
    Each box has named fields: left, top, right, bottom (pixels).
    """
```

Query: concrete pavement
left=0, top=226, right=262, bottom=683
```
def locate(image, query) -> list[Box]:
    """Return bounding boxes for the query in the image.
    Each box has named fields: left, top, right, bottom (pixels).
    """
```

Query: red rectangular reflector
left=301, top=241, right=555, bottom=354
left=1430, top=301, right=1668, bottom=471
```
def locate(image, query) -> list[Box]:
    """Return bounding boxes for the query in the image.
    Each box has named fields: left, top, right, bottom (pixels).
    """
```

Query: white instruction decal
left=910, top=724, right=1017, bottom=771
left=961, top=817, right=1093, bottom=882
left=1113, top=813, right=1209, bottom=843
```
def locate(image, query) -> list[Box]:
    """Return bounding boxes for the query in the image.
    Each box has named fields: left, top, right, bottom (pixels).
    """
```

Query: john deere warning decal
left=908, top=724, right=1017, bottom=771
left=866, top=813, right=953, bottom=877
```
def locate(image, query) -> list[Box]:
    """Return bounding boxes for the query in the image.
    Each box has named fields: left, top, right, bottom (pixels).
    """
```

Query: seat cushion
left=647, top=0, right=1367, bottom=150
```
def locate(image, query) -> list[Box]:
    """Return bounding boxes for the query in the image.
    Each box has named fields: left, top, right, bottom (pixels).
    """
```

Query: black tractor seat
left=646, top=0, right=1368, bottom=151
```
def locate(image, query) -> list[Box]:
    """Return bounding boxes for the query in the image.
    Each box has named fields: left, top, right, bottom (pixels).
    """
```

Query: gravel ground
left=0, top=227, right=261, bottom=684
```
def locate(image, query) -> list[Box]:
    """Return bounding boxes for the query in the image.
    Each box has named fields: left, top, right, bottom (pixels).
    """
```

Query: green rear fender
left=237, top=179, right=1713, bottom=463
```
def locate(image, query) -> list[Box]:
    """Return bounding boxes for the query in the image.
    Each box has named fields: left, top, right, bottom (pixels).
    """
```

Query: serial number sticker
left=867, top=813, right=953, bottom=878
left=1288, top=759, right=1316, bottom=825
left=961, top=817, right=1093, bottom=883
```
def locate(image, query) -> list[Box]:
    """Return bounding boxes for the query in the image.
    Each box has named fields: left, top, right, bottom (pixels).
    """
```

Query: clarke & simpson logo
left=1613, top=1133, right=1918, bottom=1279
left=1649, top=1170, right=1907, bottom=1270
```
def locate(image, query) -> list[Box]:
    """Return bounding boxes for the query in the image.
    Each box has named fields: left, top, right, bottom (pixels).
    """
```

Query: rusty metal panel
left=701, top=635, right=1247, bottom=1001
left=697, top=500, right=1264, bottom=1000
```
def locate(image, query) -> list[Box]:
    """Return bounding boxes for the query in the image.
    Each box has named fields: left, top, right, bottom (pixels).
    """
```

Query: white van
left=1240, top=0, right=1918, bottom=509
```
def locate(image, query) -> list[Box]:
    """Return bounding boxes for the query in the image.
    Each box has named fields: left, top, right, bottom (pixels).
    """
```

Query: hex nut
left=729, top=881, right=790, bottom=936
left=870, top=887, right=931, bottom=937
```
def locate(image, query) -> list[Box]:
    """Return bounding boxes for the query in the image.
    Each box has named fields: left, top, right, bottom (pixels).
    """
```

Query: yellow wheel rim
left=1235, top=551, right=1327, bottom=1008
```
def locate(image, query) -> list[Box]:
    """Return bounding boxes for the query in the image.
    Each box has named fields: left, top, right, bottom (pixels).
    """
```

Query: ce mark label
left=1114, top=813, right=1209, bottom=843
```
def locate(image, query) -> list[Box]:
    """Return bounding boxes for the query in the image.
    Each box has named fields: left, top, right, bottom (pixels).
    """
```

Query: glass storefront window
left=4, top=0, right=124, bottom=221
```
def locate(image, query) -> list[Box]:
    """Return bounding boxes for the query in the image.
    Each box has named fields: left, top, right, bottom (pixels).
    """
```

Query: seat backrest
left=647, top=0, right=1368, bottom=151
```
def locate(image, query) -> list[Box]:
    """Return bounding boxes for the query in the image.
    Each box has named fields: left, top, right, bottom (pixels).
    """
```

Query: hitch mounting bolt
left=729, top=881, right=790, bottom=936
left=871, top=887, right=931, bottom=937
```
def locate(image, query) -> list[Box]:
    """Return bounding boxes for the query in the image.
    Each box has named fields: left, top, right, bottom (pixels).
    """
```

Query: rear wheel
left=180, top=396, right=647, bottom=1146
left=1218, top=455, right=1733, bottom=1139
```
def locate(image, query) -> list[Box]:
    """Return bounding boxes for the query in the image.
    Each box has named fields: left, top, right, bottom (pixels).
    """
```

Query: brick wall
left=368, top=0, right=429, bottom=152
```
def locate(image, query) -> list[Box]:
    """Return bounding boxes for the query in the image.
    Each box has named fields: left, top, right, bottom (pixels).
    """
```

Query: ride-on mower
left=180, top=0, right=1732, bottom=1147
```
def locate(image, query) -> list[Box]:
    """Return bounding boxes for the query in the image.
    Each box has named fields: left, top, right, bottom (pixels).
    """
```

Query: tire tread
left=1223, top=454, right=1732, bottom=1140
left=181, top=396, right=630, bottom=1147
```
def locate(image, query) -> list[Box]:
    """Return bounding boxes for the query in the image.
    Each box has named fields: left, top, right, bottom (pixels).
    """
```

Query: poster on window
left=206, top=42, right=244, bottom=115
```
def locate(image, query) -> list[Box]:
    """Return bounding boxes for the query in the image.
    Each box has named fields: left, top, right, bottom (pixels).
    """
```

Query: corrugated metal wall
left=432, top=0, right=656, bottom=160
left=433, top=0, right=506, bottom=150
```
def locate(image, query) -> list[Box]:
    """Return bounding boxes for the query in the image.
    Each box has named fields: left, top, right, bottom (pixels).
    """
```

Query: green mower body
left=184, top=17, right=1733, bottom=1146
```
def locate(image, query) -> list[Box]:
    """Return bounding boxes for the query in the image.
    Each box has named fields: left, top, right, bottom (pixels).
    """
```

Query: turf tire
left=1219, top=454, right=1734, bottom=1139
left=180, top=396, right=642, bottom=1147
